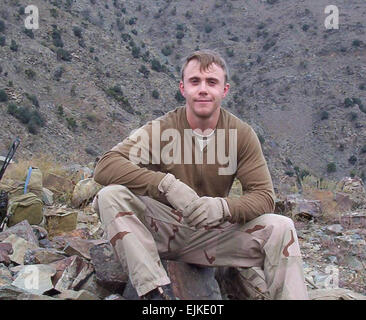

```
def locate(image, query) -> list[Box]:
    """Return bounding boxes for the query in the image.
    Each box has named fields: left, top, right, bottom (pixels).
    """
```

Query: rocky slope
left=0, top=0, right=365, bottom=191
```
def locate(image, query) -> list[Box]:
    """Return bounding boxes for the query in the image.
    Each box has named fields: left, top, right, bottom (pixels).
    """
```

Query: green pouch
left=7, top=192, right=43, bottom=226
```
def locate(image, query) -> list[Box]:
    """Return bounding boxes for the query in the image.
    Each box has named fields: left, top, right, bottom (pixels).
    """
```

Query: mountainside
left=0, top=0, right=366, bottom=190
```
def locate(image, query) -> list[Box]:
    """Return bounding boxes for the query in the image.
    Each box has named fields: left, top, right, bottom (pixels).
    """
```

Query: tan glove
left=183, top=197, right=231, bottom=229
left=158, top=173, right=199, bottom=212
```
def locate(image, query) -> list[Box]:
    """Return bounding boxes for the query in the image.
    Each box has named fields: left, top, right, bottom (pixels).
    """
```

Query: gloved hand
left=158, top=173, right=199, bottom=212
left=183, top=196, right=232, bottom=229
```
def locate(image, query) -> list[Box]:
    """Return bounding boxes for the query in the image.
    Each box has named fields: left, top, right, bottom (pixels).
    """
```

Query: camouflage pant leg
left=92, top=185, right=172, bottom=296
left=173, top=213, right=309, bottom=300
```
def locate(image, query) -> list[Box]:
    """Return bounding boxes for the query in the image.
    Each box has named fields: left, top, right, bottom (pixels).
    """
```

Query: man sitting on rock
left=92, top=50, right=309, bottom=300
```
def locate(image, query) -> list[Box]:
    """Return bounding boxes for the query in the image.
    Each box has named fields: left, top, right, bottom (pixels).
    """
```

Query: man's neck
left=185, top=106, right=221, bottom=132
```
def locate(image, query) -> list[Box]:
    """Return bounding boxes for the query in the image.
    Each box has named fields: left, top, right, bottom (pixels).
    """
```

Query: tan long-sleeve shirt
left=94, top=106, right=275, bottom=223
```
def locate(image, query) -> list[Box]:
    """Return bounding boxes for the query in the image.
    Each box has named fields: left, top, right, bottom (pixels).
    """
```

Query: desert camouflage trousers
left=92, top=185, right=309, bottom=300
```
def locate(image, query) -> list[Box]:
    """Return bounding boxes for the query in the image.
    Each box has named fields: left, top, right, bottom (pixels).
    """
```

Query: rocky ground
left=0, top=164, right=365, bottom=300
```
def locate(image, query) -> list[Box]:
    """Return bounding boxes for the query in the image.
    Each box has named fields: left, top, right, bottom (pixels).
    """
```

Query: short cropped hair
left=180, top=49, right=229, bottom=83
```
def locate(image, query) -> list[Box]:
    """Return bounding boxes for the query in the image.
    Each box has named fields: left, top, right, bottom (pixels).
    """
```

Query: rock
left=341, top=211, right=366, bottom=229
left=343, top=255, right=364, bottom=271
left=0, top=220, right=39, bottom=246
left=43, top=173, right=74, bottom=194
left=89, top=243, right=128, bottom=295
left=44, top=209, right=78, bottom=237
left=57, top=227, right=92, bottom=240
left=104, top=293, right=124, bottom=300
left=0, top=242, right=13, bottom=265
left=308, top=288, right=366, bottom=300
left=0, top=284, right=29, bottom=300
left=62, top=237, right=107, bottom=260
left=285, top=194, right=322, bottom=220
left=42, top=187, right=54, bottom=206
left=2, top=234, right=38, bottom=264
left=71, top=178, right=102, bottom=209
left=77, top=273, right=112, bottom=299
left=17, top=293, right=60, bottom=300
left=31, top=225, right=48, bottom=240
left=12, top=264, right=56, bottom=295
left=326, top=224, right=343, bottom=235
left=50, top=255, right=94, bottom=292
left=55, top=289, right=100, bottom=300
left=123, top=260, right=222, bottom=300
left=334, top=192, right=354, bottom=212
left=24, top=248, right=66, bottom=265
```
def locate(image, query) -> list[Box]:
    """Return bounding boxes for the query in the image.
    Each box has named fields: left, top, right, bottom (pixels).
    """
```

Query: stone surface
left=71, top=178, right=102, bottom=209
left=62, top=237, right=107, bottom=260
left=285, top=194, right=322, bottom=220
left=0, top=284, right=29, bottom=300
left=2, top=234, right=38, bottom=265
left=123, top=260, right=222, bottom=300
left=89, top=243, right=128, bottom=295
left=42, top=187, right=54, bottom=206
left=12, top=264, right=56, bottom=295
left=0, top=242, right=13, bottom=265
left=0, top=220, right=39, bottom=246
left=24, top=247, right=66, bottom=265
left=308, top=288, right=366, bottom=300
left=43, top=173, right=74, bottom=194
left=55, top=289, right=100, bottom=300
left=77, top=273, right=112, bottom=299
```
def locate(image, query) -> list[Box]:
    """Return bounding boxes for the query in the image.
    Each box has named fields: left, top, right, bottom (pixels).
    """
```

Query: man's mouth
left=195, top=100, right=212, bottom=102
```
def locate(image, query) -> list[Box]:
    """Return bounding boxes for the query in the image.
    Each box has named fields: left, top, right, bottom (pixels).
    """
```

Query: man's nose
left=198, top=81, right=208, bottom=94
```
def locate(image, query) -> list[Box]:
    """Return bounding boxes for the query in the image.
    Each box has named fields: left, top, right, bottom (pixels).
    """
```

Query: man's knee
left=96, top=184, right=132, bottom=202
left=260, top=213, right=295, bottom=233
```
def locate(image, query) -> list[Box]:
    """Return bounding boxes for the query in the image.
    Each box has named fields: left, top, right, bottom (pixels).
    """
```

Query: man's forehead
left=184, top=60, right=225, bottom=77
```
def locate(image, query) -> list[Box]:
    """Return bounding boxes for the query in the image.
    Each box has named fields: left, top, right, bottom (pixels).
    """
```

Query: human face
left=179, top=59, right=230, bottom=120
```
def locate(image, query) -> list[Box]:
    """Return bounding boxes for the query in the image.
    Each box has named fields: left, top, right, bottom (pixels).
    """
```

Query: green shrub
left=226, top=48, right=234, bottom=57
left=138, top=65, right=150, bottom=78
left=0, top=20, right=5, bottom=33
left=162, top=45, right=173, bottom=56
left=349, top=112, right=358, bottom=121
left=359, top=83, right=366, bottom=90
left=25, top=69, right=36, bottom=80
left=24, top=28, right=34, bottom=39
left=204, top=25, right=212, bottom=33
left=50, top=8, right=58, bottom=18
left=360, top=145, right=366, bottom=154
left=89, top=47, right=95, bottom=53
left=185, top=11, right=192, bottom=19
left=0, top=89, right=8, bottom=102
left=56, top=48, right=72, bottom=61
left=151, top=59, right=163, bottom=72
left=320, top=111, right=329, bottom=120
left=66, top=117, right=78, bottom=131
left=52, top=28, right=63, bottom=47
left=352, top=39, right=362, bottom=47
left=176, top=31, right=184, bottom=40
left=53, top=66, right=64, bottom=81
left=128, top=17, right=137, bottom=25
left=57, top=105, right=64, bottom=116
left=18, top=7, right=25, bottom=15
left=73, top=26, right=83, bottom=38
left=131, top=46, right=140, bottom=58
left=302, top=24, right=310, bottom=32
left=327, top=162, right=336, bottom=173
left=10, top=40, right=18, bottom=52
left=348, top=155, right=357, bottom=165
left=152, top=90, right=159, bottom=99
left=25, top=93, right=39, bottom=107
left=0, top=36, right=5, bottom=46
left=344, top=97, right=354, bottom=107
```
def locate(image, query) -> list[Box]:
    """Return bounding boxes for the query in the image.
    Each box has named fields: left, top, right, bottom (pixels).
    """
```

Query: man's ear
left=223, top=83, right=230, bottom=98
left=179, top=81, right=185, bottom=97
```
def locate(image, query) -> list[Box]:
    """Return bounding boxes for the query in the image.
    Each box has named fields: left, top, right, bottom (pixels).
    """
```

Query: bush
left=131, top=46, right=140, bottom=58
left=0, top=20, right=5, bottom=33
left=204, top=25, right=212, bottom=33
left=348, top=155, right=357, bottom=165
left=176, top=31, right=184, bottom=40
left=53, top=66, right=64, bottom=81
left=360, top=145, right=366, bottom=154
left=0, top=89, right=8, bottom=102
left=56, top=48, right=72, bottom=61
left=162, top=45, right=173, bottom=56
left=10, top=40, right=18, bottom=52
left=50, top=8, right=58, bottom=18
left=66, top=117, right=78, bottom=131
left=302, top=24, right=310, bottom=32
left=138, top=65, right=150, bottom=78
left=327, top=162, right=336, bottom=173
left=25, top=69, right=36, bottom=80
left=24, top=28, right=34, bottom=39
left=226, top=48, right=234, bottom=57
left=85, top=147, right=98, bottom=156
left=320, top=111, right=329, bottom=120
left=151, top=59, right=163, bottom=72
left=349, top=112, right=358, bottom=121
left=352, top=39, right=362, bottom=47
left=0, top=36, right=5, bottom=46
left=344, top=97, right=354, bottom=108
left=73, top=26, right=83, bottom=38
left=152, top=90, right=159, bottom=99
left=52, top=28, right=63, bottom=47
left=25, top=93, right=39, bottom=107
